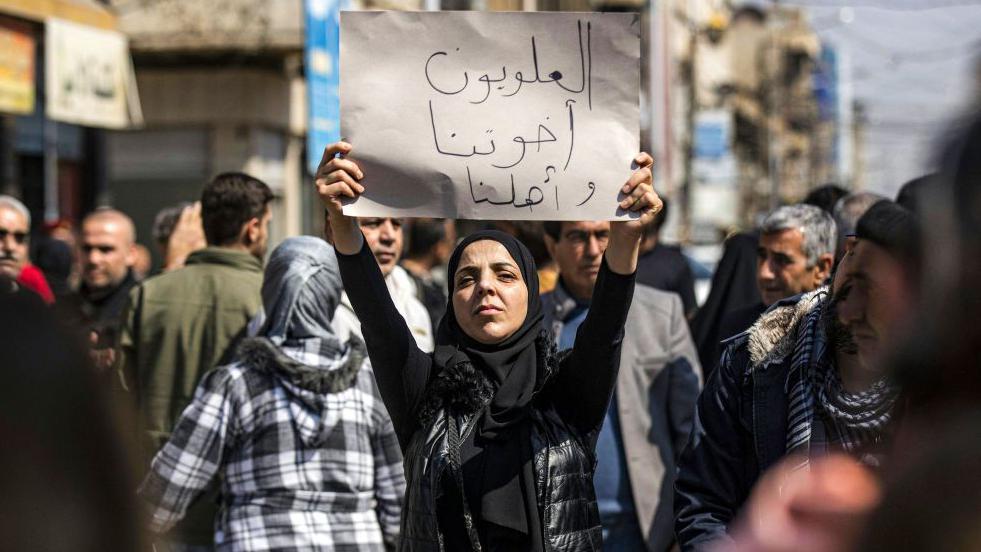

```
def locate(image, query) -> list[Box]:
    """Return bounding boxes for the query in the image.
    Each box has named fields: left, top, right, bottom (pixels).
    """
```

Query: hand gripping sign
left=340, top=11, right=640, bottom=220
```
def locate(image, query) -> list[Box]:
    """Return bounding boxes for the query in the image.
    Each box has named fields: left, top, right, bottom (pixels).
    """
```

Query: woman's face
left=452, top=240, right=529, bottom=345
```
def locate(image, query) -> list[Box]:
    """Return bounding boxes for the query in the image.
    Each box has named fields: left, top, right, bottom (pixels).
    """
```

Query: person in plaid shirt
left=139, top=236, right=405, bottom=551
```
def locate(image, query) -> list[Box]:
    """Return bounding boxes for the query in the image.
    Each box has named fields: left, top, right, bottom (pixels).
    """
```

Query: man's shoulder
left=630, top=284, right=678, bottom=318
left=719, top=302, right=767, bottom=342
left=540, top=289, right=558, bottom=306
left=140, top=260, right=260, bottom=294
left=640, top=243, right=689, bottom=267
left=719, top=289, right=826, bottom=375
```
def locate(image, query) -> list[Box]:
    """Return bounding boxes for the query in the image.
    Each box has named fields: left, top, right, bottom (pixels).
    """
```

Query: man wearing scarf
left=674, top=200, right=920, bottom=551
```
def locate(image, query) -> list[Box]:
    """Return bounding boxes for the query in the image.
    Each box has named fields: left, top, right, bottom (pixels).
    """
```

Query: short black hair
left=543, top=221, right=563, bottom=241
left=152, top=202, right=192, bottom=246
left=804, top=183, right=849, bottom=215
left=855, top=200, right=920, bottom=271
left=200, top=173, right=273, bottom=246
left=405, top=218, right=448, bottom=258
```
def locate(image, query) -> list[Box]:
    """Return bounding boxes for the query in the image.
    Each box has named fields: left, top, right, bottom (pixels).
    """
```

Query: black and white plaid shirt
left=139, top=338, right=405, bottom=551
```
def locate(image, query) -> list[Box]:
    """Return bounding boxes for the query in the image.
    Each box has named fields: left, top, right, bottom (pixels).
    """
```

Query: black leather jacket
left=399, top=363, right=603, bottom=552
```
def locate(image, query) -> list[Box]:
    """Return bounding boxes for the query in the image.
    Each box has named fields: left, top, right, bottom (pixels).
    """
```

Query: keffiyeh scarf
left=784, top=291, right=897, bottom=461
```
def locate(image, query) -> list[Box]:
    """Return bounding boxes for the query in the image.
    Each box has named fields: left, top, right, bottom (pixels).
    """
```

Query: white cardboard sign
left=340, top=11, right=640, bottom=220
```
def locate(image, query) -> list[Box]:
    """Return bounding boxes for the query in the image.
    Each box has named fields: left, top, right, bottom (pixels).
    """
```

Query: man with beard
left=674, top=200, right=918, bottom=551
left=117, top=172, right=273, bottom=551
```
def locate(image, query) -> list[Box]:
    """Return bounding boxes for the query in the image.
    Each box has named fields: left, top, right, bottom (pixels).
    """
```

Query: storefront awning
left=0, top=0, right=116, bottom=31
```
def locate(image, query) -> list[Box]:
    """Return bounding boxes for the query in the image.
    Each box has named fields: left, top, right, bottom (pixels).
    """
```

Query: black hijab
left=691, top=231, right=762, bottom=373
left=435, top=230, right=544, bottom=436
left=433, top=230, right=546, bottom=545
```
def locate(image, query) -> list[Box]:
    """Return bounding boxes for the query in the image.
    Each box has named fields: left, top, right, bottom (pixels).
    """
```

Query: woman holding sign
left=316, top=141, right=660, bottom=552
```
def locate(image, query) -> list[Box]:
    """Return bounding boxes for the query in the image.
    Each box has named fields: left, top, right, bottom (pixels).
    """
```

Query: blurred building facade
left=655, top=1, right=861, bottom=242
left=105, top=0, right=309, bottom=267
left=0, top=0, right=863, bottom=262
left=0, top=0, right=141, bottom=232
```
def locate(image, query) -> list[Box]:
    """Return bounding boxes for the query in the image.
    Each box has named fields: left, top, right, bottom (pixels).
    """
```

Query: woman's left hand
left=604, top=152, right=661, bottom=275
left=611, top=152, right=662, bottom=240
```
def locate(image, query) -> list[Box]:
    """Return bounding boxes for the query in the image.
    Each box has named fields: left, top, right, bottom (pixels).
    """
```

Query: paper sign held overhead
left=340, top=11, right=640, bottom=220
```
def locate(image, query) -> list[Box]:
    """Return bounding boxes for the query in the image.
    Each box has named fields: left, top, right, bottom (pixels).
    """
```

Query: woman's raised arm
left=315, top=142, right=433, bottom=448
left=554, top=152, right=661, bottom=433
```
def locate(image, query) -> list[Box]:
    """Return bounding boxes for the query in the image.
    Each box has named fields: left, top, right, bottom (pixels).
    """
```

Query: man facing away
left=330, top=216, right=434, bottom=352
left=716, top=204, right=836, bottom=347
left=0, top=195, right=53, bottom=303
left=117, top=172, right=273, bottom=550
left=542, top=220, right=702, bottom=552
left=674, top=200, right=919, bottom=551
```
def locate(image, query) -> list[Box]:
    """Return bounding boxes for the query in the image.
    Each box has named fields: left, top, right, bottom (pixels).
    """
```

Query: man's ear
left=816, top=253, right=835, bottom=282
left=243, top=217, right=261, bottom=245
left=124, top=244, right=137, bottom=268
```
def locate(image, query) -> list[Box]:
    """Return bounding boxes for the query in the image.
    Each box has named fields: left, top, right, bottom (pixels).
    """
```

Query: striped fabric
left=784, top=290, right=828, bottom=458
left=782, top=290, right=897, bottom=463
left=813, top=358, right=897, bottom=454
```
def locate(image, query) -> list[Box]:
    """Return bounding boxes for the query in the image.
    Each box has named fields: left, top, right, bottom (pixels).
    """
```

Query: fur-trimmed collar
left=416, top=331, right=568, bottom=426
left=747, top=288, right=828, bottom=367
left=237, top=336, right=366, bottom=395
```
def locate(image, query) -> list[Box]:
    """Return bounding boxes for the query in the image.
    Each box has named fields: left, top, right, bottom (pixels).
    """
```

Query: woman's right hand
left=315, top=141, right=365, bottom=254
left=315, top=141, right=365, bottom=216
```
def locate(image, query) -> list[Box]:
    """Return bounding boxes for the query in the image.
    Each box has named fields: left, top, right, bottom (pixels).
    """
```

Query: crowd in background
left=0, top=105, right=979, bottom=552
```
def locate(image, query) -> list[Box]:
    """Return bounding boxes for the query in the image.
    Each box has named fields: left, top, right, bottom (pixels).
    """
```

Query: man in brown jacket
left=118, top=172, right=273, bottom=550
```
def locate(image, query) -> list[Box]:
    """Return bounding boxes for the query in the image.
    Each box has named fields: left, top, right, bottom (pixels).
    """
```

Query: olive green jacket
left=118, top=247, right=263, bottom=544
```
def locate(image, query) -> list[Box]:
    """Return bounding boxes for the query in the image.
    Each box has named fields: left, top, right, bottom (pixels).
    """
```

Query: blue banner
left=305, top=0, right=348, bottom=175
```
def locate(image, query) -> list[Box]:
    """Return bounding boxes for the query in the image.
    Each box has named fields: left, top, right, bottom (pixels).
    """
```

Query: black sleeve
left=336, top=238, right=433, bottom=449
left=552, top=257, right=635, bottom=434
left=674, top=344, right=752, bottom=551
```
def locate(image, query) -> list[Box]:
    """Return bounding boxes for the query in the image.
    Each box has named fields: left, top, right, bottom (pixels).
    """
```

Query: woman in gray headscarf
left=139, top=236, right=405, bottom=551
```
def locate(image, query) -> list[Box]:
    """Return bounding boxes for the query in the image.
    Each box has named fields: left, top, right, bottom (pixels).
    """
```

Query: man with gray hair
left=0, top=195, right=53, bottom=303
left=676, top=200, right=916, bottom=549
left=757, top=204, right=836, bottom=307
left=714, top=204, right=837, bottom=350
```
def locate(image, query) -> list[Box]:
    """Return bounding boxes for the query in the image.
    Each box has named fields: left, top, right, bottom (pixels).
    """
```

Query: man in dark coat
left=675, top=201, right=919, bottom=551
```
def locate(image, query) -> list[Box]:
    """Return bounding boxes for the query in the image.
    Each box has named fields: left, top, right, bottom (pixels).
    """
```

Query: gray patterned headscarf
left=258, top=236, right=343, bottom=345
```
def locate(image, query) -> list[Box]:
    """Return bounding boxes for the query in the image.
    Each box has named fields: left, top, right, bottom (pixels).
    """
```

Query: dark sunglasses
left=0, top=228, right=27, bottom=244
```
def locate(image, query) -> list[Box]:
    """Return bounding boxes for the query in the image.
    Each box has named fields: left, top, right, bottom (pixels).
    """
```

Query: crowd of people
left=2, top=106, right=980, bottom=552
